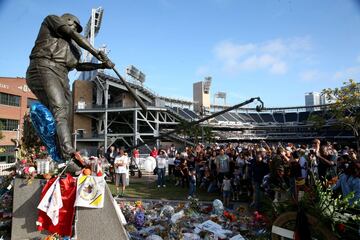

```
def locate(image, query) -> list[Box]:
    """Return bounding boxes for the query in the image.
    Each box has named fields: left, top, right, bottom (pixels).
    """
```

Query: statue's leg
left=27, top=64, right=75, bottom=160
left=45, top=80, right=74, bottom=159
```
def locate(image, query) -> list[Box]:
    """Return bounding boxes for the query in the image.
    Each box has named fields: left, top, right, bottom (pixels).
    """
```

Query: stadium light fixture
left=215, top=92, right=226, bottom=99
left=84, top=7, right=104, bottom=40
left=126, top=65, right=146, bottom=83
left=203, top=76, right=212, bottom=94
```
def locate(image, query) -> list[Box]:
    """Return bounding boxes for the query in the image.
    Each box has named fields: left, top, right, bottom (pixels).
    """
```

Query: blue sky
left=1, top=0, right=360, bottom=107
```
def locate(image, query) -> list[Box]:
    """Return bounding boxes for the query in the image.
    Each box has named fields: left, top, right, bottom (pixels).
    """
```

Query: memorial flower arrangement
left=314, top=179, right=360, bottom=237
left=16, top=145, right=52, bottom=184
left=43, top=233, right=61, bottom=240
left=121, top=199, right=273, bottom=240
left=22, top=165, right=37, bottom=184
left=262, top=177, right=360, bottom=239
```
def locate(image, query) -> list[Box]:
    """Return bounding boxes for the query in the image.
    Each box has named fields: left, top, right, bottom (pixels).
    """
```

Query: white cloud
left=270, top=61, right=287, bottom=74
left=196, top=65, right=210, bottom=76
left=332, top=66, right=360, bottom=81
left=331, top=55, right=360, bottom=81
left=239, top=54, right=287, bottom=74
left=212, top=37, right=311, bottom=75
left=300, top=69, right=323, bottom=82
left=261, top=39, right=287, bottom=55
left=214, top=41, right=256, bottom=61
left=300, top=65, right=360, bottom=83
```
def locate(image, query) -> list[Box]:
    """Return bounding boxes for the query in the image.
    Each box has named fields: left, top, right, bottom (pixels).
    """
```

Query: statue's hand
left=98, top=51, right=115, bottom=68
left=102, top=60, right=115, bottom=69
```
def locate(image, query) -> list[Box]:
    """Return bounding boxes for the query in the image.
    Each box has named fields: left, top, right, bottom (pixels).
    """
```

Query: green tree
left=202, top=126, right=214, bottom=144
left=0, top=122, right=3, bottom=140
left=21, top=113, right=41, bottom=150
left=322, top=79, right=360, bottom=152
left=0, top=122, right=4, bottom=154
left=178, top=121, right=207, bottom=144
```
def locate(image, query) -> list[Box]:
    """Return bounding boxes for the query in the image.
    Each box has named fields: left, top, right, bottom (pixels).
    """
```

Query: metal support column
left=155, top=111, right=160, bottom=149
left=104, top=81, right=109, bottom=149
left=134, top=109, right=138, bottom=146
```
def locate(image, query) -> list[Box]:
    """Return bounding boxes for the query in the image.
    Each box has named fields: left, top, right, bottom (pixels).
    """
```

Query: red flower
left=337, top=223, right=345, bottom=232
left=254, top=211, right=264, bottom=222
left=202, top=205, right=213, bottom=213
left=40, top=146, right=46, bottom=151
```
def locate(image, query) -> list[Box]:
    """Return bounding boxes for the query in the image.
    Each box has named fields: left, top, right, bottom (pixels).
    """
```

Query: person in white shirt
left=156, top=149, right=167, bottom=188
left=114, top=149, right=128, bottom=197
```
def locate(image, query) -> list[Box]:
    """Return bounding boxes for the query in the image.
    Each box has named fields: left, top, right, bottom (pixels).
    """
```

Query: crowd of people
left=101, top=140, right=360, bottom=210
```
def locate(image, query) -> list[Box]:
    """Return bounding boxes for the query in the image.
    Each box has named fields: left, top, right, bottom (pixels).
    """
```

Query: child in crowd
left=188, top=168, right=196, bottom=199
left=222, top=174, right=232, bottom=207
left=200, top=165, right=212, bottom=190
left=173, top=153, right=182, bottom=186
left=232, top=166, right=241, bottom=201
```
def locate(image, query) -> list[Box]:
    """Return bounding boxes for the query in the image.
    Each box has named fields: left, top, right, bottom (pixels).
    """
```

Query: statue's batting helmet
left=61, top=13, right=83, bottom=33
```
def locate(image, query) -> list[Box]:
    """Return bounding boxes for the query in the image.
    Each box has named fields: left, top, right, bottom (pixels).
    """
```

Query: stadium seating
left=260, top=113, right=275, bottom=123
left=164, top=105, right=350, bottom=140
left=285, top=112, right=298, bottom=122
left=273, top=112, right=285, bottom=123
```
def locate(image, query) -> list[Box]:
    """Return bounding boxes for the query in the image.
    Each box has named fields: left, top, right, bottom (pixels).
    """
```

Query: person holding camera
left=314, top=139, right=335, bottom=181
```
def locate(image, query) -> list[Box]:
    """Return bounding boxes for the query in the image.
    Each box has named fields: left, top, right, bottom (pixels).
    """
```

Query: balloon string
left=57, top=162, right=70, bottom=178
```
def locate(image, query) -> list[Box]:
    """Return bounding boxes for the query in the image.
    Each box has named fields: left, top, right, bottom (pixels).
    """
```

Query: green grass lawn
left=107, top=178, right=220, bottom=201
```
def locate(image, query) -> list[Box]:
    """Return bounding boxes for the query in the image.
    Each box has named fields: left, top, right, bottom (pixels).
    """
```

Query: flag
left=37, top=174, right=77, bottom=236
left=75, top=174, right=105, bottom=208
left=96, top=161, right=103, bottom=176
left=37, top=177, right=62, bottom=225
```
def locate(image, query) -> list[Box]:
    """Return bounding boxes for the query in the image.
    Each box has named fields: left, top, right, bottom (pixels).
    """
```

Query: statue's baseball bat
left=112, top=67, right=147, bottom=112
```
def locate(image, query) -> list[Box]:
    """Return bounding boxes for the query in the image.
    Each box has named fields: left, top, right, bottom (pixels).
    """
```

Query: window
left=0, top=119, right=19, bottom=131
left=0, top=145, right=15, bottom=153
left=0, top=92, right=20, bottom=107
left=27, top=98, right=39, bottom=108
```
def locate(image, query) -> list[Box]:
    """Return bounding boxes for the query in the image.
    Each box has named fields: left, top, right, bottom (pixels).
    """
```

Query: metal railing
left=0, top=162, right=15, bottom=176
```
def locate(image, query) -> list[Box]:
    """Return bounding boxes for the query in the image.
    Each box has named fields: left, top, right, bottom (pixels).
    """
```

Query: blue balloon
left=135, top=211, right=145, bottom=228
left=30, top=103, right=61, bottom=162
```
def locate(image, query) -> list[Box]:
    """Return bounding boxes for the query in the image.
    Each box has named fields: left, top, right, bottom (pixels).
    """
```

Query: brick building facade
left=0, top=77, right=37, bottom=162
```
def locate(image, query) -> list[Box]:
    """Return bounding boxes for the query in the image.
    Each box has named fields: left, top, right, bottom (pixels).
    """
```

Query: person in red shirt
left=133, top=148, right=140, bottom=158
left=150, top=146, right=158, bottom=158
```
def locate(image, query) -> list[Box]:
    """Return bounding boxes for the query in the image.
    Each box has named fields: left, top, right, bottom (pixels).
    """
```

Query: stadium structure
left=72, top=70, right=353, bottom=154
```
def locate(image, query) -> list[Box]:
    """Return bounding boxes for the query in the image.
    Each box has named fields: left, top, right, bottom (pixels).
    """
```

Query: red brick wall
left=72, top=80, right=93, bottom=138
left=0, top=77, right=37, bottom=146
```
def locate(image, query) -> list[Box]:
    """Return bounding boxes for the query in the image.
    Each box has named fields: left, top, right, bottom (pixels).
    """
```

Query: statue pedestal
left=11, top=178, right=128, bottom=239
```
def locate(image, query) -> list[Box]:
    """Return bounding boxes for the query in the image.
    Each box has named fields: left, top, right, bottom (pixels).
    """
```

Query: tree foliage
left=322, top=79, right=360, bottom=148
left=21, top=113, right=41, bottom=150
left=0, top=122, right=4, bottom=154
left=0, top=122, right=3, bottom=141
left=178, top=121, right=214, bottom=144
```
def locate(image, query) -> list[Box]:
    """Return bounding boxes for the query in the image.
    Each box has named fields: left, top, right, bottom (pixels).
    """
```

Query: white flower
left=28, top=167, right=36, bottom=174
